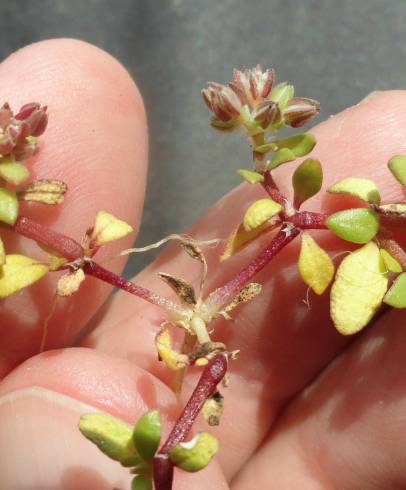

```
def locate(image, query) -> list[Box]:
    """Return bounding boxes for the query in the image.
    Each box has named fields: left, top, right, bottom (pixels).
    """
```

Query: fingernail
left=0, top=387, right=132, bottom=490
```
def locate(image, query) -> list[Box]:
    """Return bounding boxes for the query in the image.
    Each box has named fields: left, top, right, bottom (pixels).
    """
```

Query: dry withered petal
left=19, top=179, right=68, bottom=205
left=158, top=272, right=197, bottom=306
left=202, top=391, right=224, bottom=426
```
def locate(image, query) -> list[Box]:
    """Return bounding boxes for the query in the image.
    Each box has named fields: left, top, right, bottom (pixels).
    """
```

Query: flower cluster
left=0, top=102, right=48, bottom=160
left=202, top=65, right=319, bottom=133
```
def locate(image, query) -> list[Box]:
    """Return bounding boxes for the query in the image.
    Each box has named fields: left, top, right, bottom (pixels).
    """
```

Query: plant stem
left=12, top=216, right=84, bottom=260
left=161, top=354, right=228, bottom=453
left=261, top=170, right=285, bottom=205
left=287, top=211, right=327, bottom=229
left=207, top=224, right=300, bottom=308
left=153, top=354, right=228, bottom=490
left=83, top=261, right=183, bottom=313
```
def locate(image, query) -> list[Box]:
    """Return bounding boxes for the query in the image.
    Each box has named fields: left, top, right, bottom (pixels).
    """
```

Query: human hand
left=0, top=39, right=405, bottom=490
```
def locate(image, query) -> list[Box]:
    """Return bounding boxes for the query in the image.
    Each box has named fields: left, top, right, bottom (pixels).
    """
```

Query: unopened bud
left=283, top=97, right=320, bottom=128
left=202, top=83, right=242, bottom=122
left=253, top=100, right=281, bottom=129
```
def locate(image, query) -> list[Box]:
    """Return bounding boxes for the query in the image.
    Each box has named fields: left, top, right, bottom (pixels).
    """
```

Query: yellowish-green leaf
left=328, top=178, right=381, bottom=204
left=268, top=147, right=295, bottom=170
left=237, top=169, right=264, bottom=184
left=274, top=133, right=316, bottom=157
left=292, top=158, right=323, bottom=207
left=0, top=254, right=49, bottom=298
left=298, top=233, right=334, bottom=295
left=92, top=210, right=133, bottom=246
left=0, top=188, right=18, bottom=225
left=330, top=242, right=388, bottom=335
left=384, top=272, right=406, bottom=308
left=270, top=82, right=294, bottom=109
left=169, top=433, right=219, bottom=472
left=326, top=208, right=380, bottom=244
left=388, top=155, right=406, bottom=186
left=132, top=476, right=152, bottom=490
left=220, top=222, right=273, bottom=261
left=132, top=410, right=161, bottom=462
left=79, top=412, right=140, bottom=467
left=243, top=198, right=282, bottom=231
left=254, top=142, right=277, bottom=154
left=156, top=329, right=188, bottom=371
left=380, top=249, right=402, bottom=273
left=0, top=160, right=29, bottom=185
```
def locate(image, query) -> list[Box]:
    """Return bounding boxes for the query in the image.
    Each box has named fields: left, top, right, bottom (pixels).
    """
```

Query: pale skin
left=0, top=39, right=406, bottom=490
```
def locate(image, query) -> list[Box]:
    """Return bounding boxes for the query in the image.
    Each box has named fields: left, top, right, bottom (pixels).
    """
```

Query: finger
left=0, top=38, right=148, bottom=377
left=232, top=307, right=406, bottom=489
left=0, top=348, right=229, bottom=490
left=83, top=90, right=406, bottom=479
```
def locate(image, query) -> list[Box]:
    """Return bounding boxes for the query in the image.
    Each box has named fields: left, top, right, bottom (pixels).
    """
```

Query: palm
left=0, top=40, right=404, bottom=490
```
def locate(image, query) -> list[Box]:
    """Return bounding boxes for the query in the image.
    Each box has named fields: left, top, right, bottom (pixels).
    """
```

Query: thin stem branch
left=261, top=170, right=285, bottom=205
left=287, top=211, right=327, bottom=229
left=153, top=354, right=228, bottom=490
left=12, top=216, right=84, bottom=260
left=207, top=224, right=300, bottom=308
left=83, top=260, right=183, bottom=313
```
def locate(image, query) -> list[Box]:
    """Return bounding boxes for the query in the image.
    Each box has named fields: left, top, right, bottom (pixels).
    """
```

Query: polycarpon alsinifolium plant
left=3, top=67, right=406, bottom=490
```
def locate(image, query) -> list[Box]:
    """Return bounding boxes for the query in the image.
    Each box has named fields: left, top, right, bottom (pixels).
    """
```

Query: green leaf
left=268, top=148, right=296, bottom=170
left=78, top=412, right=140, bottom=467
left=328, top=178, right=381, bottom=204
left=380, top=249, right=402, bottom=273
left=0, top=188, right=18, bottom=225
left=169, top=433, right=219, bottom=472
left=132, top=410, right=161, bottom=462
left=243, top=198, right=283, bottom=231
left=0, top=254, right=49, bottom=298
left=384, top=272, right=406, bottom=308
left=0, top=160, right=29, bottom=185
left=254, top=142, right=277, bottom=154
left=292, top=158, right=323, bottom=207
left=132, top=476, right=153, bottom=490
left=269, top=82, right=294, bottom=109
left=331, top=242, right=388, bottom=335
left=273, top=133, right=316, bottom=157
left=388, top=155, right=406, bottom=186
left=237, top=169, right=264, bottom=184
left=298, top=233, right=334, bottom=295
left=326, top=208, right=380, bottom=244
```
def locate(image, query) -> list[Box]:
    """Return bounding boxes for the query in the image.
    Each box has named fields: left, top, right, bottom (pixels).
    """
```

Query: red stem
left=208, top=224, right=300, bottom=308
left=287, top=211, right=327, bottom=229
left=153, top=354, right=228, bottom=490
left=13, top=216, right=84, bottom=260
left=261, top=170, right=285, bottom=205
left=83, top=260, right=183, bottom=312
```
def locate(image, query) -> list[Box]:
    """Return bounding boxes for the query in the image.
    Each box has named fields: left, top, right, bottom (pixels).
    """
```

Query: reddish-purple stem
left=261, top=170, right=285, bottom=205
left=287, top=211, right=327, bottom=229
left=153, top=354, right=228, bottom=490
left=13, top=216, right=84, bottom=260
left=83, top=260, right=182, bottom=312
left=208, top=224, right=300, bottom=307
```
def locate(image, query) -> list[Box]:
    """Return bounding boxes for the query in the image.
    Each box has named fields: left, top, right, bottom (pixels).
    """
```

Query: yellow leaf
left=330, top=242, right=388, bottom=335
left=156, top=329, right=189, bottom=371
left=298, top=233, right=334, bottom=295
left=243, top=198, right=282, bottom=231
left=92, top=211, right=133, bottom=246
left=380, top=249, right=402, bottom=273
left=0, top=254, right=49, bottom=298
left=220, top=222, right=272, bottom=261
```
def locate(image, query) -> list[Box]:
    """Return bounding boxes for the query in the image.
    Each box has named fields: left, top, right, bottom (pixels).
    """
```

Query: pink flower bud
left=202, top=83, right=242, bottom=122
left=283, top=97, right=320, bottom=128
left=15, top=102, right=41, bottom=120
left=253, top=101, right=281, bottom=129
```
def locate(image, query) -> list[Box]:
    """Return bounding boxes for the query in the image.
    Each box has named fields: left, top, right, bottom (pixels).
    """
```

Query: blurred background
left=0, top=0, right=405, bottom=276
